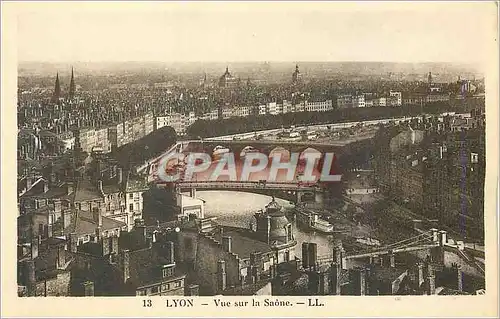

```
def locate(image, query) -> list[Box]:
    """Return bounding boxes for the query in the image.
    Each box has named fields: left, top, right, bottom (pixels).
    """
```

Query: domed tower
left=254, top=197, right=297, bottom=262
left=218, top=66, right=237, bottom=88
left=292, top=64, right=302, bottom=84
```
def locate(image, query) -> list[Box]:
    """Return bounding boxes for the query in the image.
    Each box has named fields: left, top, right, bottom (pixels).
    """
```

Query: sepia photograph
left=1, top=1, right=499, bottom=318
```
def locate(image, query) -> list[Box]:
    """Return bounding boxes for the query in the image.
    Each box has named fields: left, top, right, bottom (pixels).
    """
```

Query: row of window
left=104, top=193, right=139, bottom=201
left=77, top=228, right=120, bottom=244
left=136, top=280, right=183, bottom=296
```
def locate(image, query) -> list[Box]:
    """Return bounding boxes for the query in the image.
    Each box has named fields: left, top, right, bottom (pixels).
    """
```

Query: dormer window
left=162, top=265, right=174, bottom=278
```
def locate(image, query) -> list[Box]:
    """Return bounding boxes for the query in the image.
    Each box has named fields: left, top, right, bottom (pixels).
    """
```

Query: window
left=174, top=281, right=181, bottom=288
left=162, top=267, right=173, bottom=278
left=161, top=284, right=170, bottom=291
left=129, top=193, right=134, bottom=199
left=129, top=204, right=134, bottom=212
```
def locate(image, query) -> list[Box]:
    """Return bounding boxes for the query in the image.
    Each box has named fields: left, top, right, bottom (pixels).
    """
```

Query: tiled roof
left=23, top=240, right=73, bottom=281
left=127, top=245, right=186, bottom=288
left=73, top=180, right=103, bottom=202
left=222, top=279, right=271, bottom=295
left=64, top=210, right=126, bottom=236
left=102, top=184, right=121, bottom=194
left=19, top=178, right=46, bottom=198
left=212, top=226, right=273, bottom=260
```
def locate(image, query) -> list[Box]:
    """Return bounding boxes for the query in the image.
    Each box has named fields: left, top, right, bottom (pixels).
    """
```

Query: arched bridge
left=156, top=180, right=322, bottom=204
left=137, top=137, right=377, bottom=181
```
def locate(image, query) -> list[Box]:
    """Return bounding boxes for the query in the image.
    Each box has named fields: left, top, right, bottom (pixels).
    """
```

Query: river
left=197, top=190, right=337, bottom=258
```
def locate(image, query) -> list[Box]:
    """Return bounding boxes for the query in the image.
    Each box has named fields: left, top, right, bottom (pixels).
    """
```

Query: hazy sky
left=13, top=2, right=497, bottom=65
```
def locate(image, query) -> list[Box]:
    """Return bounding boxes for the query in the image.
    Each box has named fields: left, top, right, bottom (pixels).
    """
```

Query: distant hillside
left=18, top=61, right=483, bottom=79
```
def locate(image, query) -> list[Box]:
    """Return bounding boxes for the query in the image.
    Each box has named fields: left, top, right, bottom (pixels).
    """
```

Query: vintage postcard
left=1, top=1, right=498, bottom=318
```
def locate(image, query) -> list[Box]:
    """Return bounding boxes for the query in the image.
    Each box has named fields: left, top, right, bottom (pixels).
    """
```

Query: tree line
left=186, top=100, right=478, bottom=138
left=113, top=126, right=178, bottom=169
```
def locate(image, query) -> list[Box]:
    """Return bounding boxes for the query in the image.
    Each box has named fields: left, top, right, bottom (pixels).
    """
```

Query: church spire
left=52, top=72, right=61, bottom=103
left=69, top=67, right=76, bottom=100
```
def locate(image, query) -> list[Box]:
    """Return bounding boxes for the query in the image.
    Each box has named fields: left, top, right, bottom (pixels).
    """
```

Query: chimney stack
left=454, top=264, right=463, bottom=292
left=102, top=237, right=111, bottom=256
left=330, top=262, right=341, bottom=295
left=38, top=224, right=44, bottom=238
left=111, top=235, right=119, bottom=254
left=250, top=252, right=262, bottom=283
left=122, top=250, right=130, bottom=283
left=46, top=222, right=53, bottom=238
left=217, top=260, right=227, bottom=292
left=186, top=284, right=199, bottom=296
left=417, top=263, right=425, bottom=289
left=332, top=244, right=344, bottom=269
left=308, top=243, right=318, bottom=270
left=349, top=268, right=367, bottom=295
left=389, top=251, right=396, bottom=268
left=430, top=228, right=439, bottom=243
left=307, top=271, right=321, bottom=295
left=62, top=210, right=72, bottom=229
left=82, top=281, right=95, bottom=296
left=66, top=183, right=74, bottom=195
left=302, top=242, right=310, bottom=269
left=135, top=219, right=146, bottom=246
left=117, top=167, right=123, bottom=185
left=31, top=237, right=39, bottom=259
left=69, top=232, right=78, bottom=253
left=222, top=236, right=232, bottom=253
left=166, top=241, right=175, bottom=265
left=426, top=263, right=436, bottom=295
left=56, top=244, right=66, bottom=269
left=439, top=230, right=447, bottom=246
left=24, top=259, right=36, bottom=296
